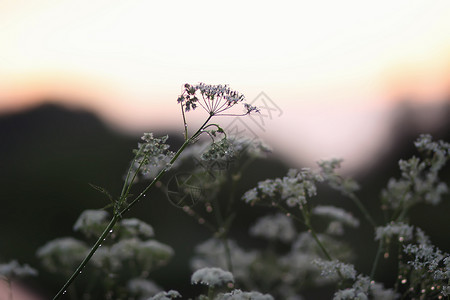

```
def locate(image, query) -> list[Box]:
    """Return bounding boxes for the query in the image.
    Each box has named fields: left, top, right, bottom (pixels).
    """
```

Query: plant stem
left=348, top=193, right=377, bottom=228
left=370, top=240, right=383, bottom=279
left=53, top=214, right=119, bottom=300
left=222, top=238, right=234, bottom=274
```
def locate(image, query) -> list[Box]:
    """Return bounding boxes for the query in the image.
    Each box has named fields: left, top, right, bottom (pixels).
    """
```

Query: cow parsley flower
left=138, top=240, right=174, bottom=269
left=191, top=267, right=234, bottom=287
left=312, top=259, right=357, bottom=280
left=216, top=289, right=274, bottom=300
left=201, top=138, right=235, bottom=163
left=317, top=159, right=359, bottom=197
left=0, top=260, right=38, bottom=278
left=312, top=205, right=360, bottom=228
left=149, top=290, right=182, bottom=300
left=249, top=213, right=296, bottom=243
left=191, top=239, right=257, bottom=281
left=333, top=275, right=397, bottom=300
left=375, top=222, right=413, bottom=242
left=73, top=209, right=109, bottom=238
left=110, top=238, right=174, bottom=271
left=36, top=237, right=88, bottom=273
left=177, top=83, right=258, bottom=116
left=382, top=135, right=450, bottom=210
left=132, top=133, right=174, bottom=181
left=242, top=168, right=322, bottom=207
left=127, top=278, right=162, bottom=299
left=119, top=218, right=155, bottom=238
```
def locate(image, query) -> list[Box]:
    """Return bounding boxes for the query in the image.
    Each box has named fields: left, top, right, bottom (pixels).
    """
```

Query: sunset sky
left=1, top=1, right=450, bottom=170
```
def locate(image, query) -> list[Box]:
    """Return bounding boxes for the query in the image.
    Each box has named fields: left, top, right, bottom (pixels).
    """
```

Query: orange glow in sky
left=1, top=1, right=450, bottom=170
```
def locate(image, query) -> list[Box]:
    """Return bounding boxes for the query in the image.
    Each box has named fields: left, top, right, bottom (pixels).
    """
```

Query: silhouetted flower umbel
left=177, top=83, right=259, bottom=116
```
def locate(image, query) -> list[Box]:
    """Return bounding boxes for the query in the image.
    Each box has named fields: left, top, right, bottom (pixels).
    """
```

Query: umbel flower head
left=177, top=83, right=259, bottom=116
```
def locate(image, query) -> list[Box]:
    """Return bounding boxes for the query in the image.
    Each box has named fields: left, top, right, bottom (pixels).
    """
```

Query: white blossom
left=73, top=209, right=109, bottom=237
left=120, top=218, right=155, bottom=238
left=0, top=260, right=38, bottom=278
left=191, top=239, right=257, bottom=281
left=36, top=237, right=88, bottom=273
left=312, top=205, right=360, bottom=228
left=312, top=259, right=356, bottom=280
left=249, top=213, right=296, bottom=243
left=148, top=290, right=182, bottom=300
left=127, top=278, right=161, bottom=300
left=216, top=289, right=274, bottom=300
left=191, top=267, right=234, bottom=287
left=375, top=222, right=413, bottom=242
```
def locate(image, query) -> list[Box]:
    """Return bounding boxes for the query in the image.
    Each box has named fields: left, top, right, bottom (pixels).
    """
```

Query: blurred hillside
left=0, top=101, right=449, bottom=298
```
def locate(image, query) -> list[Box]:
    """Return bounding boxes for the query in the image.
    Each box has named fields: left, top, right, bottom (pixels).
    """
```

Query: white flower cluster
left=312, top=205, right=360, bottom=229
left=73, top=209, right=109, bottom=238
left=36, top=237, right=88, bottom=273
left=317, top=159, right=360, bottom=197
left=403, top=242, right=450, bottom=296
left=133, top=133, right=174, bottom=181
left=191, top=267, right=234, bottom=287
left=228, top=137, right=272, bottom=158
left=333, top=275, right=397, bottom=300
left=177, top=83, right=258, bottom=115
left=0, top=260, right=38, bottom=278
left=242, top=168, right=323, bottom=207
left=216, top=289, right=274, bottom=300
left=103, top=238, right=174, bottom=272
left=375, top=222, right=414, bottom=242
left=119, top=218, right=155, bottom=238
left=312, top=259, right=357, bottom=280
left=148, top=290, right=181, bottom=300
left=382, top=135, right=450, bottom=209
left=414, top=134, right=450, bottom=172
left=127, top=277, right=161, bottom=300
left=201, top=138, right=235, bottom=163
left=279, top=233, right=353, bottom=288
left=249, top=213, right=296, bottom=243
left=191, top=238, right=258, bottom=281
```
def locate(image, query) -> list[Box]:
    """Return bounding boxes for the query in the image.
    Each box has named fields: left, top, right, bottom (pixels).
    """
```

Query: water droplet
left=63, top=290, right=67, bottom=295
left=79, top=270, right=82, bottom=274
left=109, top=229, right=113, bottom=233
left=99, top=244, right=102, bottom=247
left=144, top=194, right=146, bottom=197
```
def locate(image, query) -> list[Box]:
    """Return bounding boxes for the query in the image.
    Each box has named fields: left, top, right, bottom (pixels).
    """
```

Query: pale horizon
left=1, top=1, right=450, bottom=171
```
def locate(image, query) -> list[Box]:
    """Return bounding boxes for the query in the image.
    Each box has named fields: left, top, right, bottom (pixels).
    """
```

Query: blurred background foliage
left=1, top=99, right=449, bottom=298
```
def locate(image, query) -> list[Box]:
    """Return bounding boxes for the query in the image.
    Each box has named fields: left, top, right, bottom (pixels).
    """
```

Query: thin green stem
left=222, top=238, right=234, bottom=273
left=207, top=286, right=215, bottom=300
left=181, top=103, right=188, bottom=141
left=53, top=215, right=119, bottom=300
left=370, top=240, right=384, bottom=279
left=307, top=224, right=333, bottom=261
left=120, top=149, right=141, bottom=200
left=348, top=193, right=377, bottom=228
